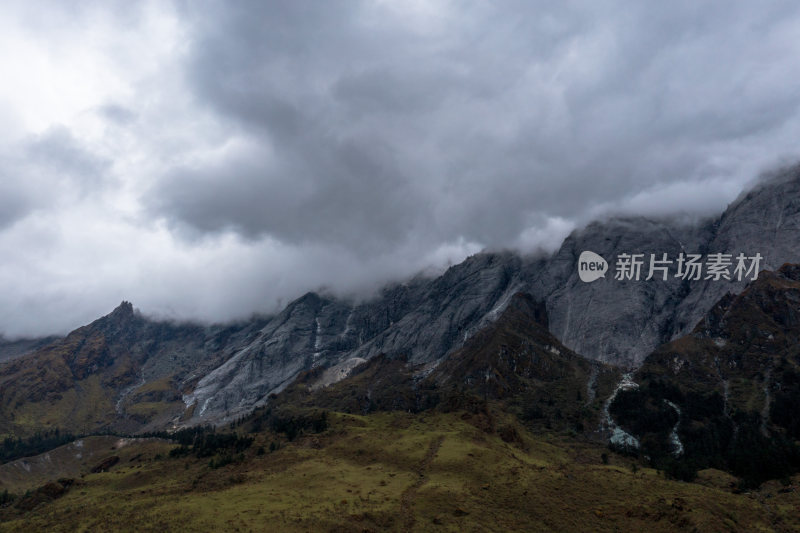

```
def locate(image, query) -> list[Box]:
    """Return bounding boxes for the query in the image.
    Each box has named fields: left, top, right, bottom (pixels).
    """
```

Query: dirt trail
left=400, top=435, right=444, bottom=532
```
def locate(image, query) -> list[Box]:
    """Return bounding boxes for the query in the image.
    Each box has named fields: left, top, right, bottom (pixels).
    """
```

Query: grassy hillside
left=1, top=409, right=798, bottom=532
left=0, top=436, right=168, bottom=494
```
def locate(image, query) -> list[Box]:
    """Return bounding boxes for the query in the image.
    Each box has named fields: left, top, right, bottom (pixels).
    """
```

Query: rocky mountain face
left=539, top=217, right=711, bottom=366
left=0, top=303, right=268, bottom=436
left=609, top=263, right=800, bottom=486
left=669, top=167, right=800, bottom=341
left=270, top=292, right=620, bottom=434
left=538, top=165, right=800, bottom=366
left=2, top=165, right=800, bottom=434
left=183, top=253, right=529, bottom=423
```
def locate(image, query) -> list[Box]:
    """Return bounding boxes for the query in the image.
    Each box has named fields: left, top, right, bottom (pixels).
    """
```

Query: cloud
left=0, top=127, right=109, bottom=229
left=1, top=0, right=800, bottom=336
left=148, top=1, right=800, bottom=248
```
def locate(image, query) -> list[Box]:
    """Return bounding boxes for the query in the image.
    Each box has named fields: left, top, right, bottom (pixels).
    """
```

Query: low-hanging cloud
left=1, top=0, right=800, bottom=337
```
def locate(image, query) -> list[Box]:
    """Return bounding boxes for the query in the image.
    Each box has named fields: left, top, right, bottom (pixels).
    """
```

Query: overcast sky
left=1, top=0, right=800, bottom=337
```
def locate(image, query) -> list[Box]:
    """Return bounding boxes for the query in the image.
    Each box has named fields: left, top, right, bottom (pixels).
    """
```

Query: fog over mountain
left=2, top=1, right=800, bottom=337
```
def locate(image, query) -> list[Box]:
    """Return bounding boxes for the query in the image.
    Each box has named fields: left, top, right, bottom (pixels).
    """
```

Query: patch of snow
left=610, top=427, right=640, bottom=449
left=670, top=356, right=685, bottom=374
left=603, top=372, right=640, bottom=450
left=313, top=317, right=322, bottom=354
left=663, top=400, right=684, bottom=456
left=116, top=373, right=146, bottom=415
left=199, top=397, right=212, bottom=416
left=311, top=357, right=367, bottom=389
left=340, top=310, right=354, bottom=338
left=585, top=364, right=598, bottom=405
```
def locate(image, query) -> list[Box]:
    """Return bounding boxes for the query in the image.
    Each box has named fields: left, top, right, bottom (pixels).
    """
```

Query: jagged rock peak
left=111, top=301, right=135, bottom=317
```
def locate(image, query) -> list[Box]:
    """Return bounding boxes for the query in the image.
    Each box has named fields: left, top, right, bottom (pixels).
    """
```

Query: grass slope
left=1, top=410, right=798, bottom=532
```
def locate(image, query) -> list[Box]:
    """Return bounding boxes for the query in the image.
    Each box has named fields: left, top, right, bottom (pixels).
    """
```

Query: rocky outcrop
left=669, top=166, right=800, bottom=342
left=534, top=164, right=800, bottom=366
left=539, top=218, right=711, bottom=366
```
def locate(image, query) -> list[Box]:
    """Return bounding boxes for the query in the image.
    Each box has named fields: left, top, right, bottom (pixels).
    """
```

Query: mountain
left=271, top=292, right=620, bottom=435
left=2, top=165, right=800, bottom=435
left=609, top=263, right=800, bottom=486
left=182, top=164, right=800, bottom=425
left=540, top=217, right=710, bottom=366
left=0, top=253, right=531, bottom=433
left=669, top=166, right=800, bottom=341
left=0, top=303, right=268, bottom=436
left=0, top=336, right=61, bottom=365
left=183, top=252, right=530, bottom=424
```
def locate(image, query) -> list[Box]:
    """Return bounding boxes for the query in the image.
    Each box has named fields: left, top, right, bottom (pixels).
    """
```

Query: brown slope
left=426, top=293, right=620, bottom=430
left=0, top=302, right=267, bottom=437
left=612, top=264, right=800, bottom=485
left=637, top=263, right=800, bottom=410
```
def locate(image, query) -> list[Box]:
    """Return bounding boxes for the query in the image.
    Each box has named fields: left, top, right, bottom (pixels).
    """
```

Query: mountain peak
left=111, top=301, right=134, bottom=318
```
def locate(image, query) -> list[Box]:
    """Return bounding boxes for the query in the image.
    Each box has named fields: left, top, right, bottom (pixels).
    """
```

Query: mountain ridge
left=2, top=165, right=800, bottom=434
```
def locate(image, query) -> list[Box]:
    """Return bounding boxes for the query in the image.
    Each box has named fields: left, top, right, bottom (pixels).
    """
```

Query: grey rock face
left=184, top=164, right=800, bottom=423
left=10, top=165, right=799, bottom=430
left=351, top=253, right=525, bottom=364
left=88, top=303, right=270, bottom=395
left=538, top=218, right=710, bottom=366
left=669, top=166, right=800, bottom=341
left=185, top=253, right=529, bottom=423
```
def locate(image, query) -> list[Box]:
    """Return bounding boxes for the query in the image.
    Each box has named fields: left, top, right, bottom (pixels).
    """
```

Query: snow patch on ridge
left=603, top=372, right=641, bottom=450
left=312, top=357, right=367, bottom=390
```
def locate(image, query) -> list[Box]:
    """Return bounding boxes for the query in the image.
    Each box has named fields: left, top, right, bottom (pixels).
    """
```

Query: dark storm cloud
left=25, top=127, right=109, bottom=184
left=151, top=135, right=424, bottom=252
left=0, top=127, right=109, bottom=229
left=4, top=0, right=800, bottom=338
left=146, top=0, right=800, bottom=255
